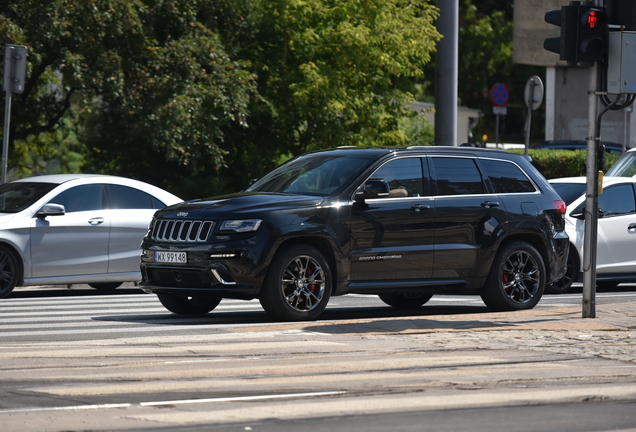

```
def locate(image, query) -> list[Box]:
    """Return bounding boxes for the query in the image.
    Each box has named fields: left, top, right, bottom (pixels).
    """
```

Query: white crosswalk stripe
left=0, top=293, right=269, bottom=340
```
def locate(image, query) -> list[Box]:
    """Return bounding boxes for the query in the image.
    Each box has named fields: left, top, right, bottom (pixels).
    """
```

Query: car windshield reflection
left=0, top=182, right=58, bottom=214
left=607, top=151, right=636, bottom=177
left=246, top=155, right=374, bottom=196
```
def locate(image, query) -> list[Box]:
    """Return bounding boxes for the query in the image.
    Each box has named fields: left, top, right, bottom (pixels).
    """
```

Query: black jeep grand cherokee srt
left=140, top=147, right=568, bottom=321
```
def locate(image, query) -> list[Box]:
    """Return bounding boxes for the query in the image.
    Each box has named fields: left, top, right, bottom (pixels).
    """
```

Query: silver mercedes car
left=0, top=174, right=181, bottom=298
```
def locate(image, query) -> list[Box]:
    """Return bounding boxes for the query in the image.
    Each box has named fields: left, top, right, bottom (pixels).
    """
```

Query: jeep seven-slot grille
left=150, top=220, right=213, bottom=242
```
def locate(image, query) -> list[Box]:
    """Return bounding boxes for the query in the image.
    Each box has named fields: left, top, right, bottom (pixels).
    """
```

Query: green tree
left=1, top=0, right=257, bottom=196
left=218, top=0, right=441, bottom=193
left=2, top=0, right=441, bottom=198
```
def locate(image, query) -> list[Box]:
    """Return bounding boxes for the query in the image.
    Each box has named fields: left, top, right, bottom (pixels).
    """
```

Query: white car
left=0, top=174, right=181, bottom=298
left=548, top=176, right=636, bottom=293
left=606, top=147, right=636, bottom=177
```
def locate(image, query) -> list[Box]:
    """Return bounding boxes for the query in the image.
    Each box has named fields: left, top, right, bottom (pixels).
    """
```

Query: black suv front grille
left=150, top=220, right=213, bottom=242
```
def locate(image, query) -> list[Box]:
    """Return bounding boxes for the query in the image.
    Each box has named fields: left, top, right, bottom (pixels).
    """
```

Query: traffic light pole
left=582, top=63, right=600, bottom=319
left=2, top=90, right=11, bottom=184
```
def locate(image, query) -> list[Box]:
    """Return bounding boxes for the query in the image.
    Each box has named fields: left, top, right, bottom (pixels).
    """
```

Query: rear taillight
left=554, top=200, right=567, bottom=214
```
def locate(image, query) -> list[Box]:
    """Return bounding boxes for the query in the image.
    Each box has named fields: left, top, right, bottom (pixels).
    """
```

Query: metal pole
left=434, top=0, right=458, bottom=146
left=2, top=90, right=11, bottom=184
left=582, top=63, right=599, bottom=319
left=495, top=114, right=500, bottom=148
left=524, top=79, right=536, bottom=157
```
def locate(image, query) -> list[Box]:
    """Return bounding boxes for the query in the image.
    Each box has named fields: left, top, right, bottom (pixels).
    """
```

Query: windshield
left=0, top=182, right=58, bottom=213
left=246, top=154, right=375, bottom=196
left=550, top=183, right=586, bottom=205
left=606, top=151, right=636, bottom=177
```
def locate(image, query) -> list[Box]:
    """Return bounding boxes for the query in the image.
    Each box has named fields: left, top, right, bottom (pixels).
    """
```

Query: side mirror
left=355, top=179, right=390, bottom=202
left=37, top=203, right=66, bottom=218
left=569, top=207, right=604, bottom=220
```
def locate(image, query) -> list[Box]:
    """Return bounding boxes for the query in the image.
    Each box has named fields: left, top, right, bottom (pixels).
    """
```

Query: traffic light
left=576, top=4, right=608, bottom=63
left=544, top=2, right=608, bottom=66
left=544, top=5, right=577, bottom=62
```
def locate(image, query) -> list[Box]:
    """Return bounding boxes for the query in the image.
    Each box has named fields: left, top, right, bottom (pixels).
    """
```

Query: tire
left=157, top=293, right=222, bottom=316
left=259, top=244, right=331, bottom=321
left=379, top=291, right=433, bottom=308
left=0, top=245, right=19, bottom=299
left=480, top=241, right=546, bottom=311
left=545, top=248, right=578, bottom=294
left=89, top=282, right=123, bottom=292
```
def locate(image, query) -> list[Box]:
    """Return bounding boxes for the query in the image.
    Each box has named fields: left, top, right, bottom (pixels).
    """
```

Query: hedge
left=507, top=149, right=620, bottom=179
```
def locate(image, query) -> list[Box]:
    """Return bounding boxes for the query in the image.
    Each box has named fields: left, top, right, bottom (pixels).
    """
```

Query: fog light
left=209, top=253, right=239, bottom=259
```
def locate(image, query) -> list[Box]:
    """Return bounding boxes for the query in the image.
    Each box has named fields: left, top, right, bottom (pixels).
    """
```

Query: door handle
left=88, top=217, right=105, bottom=225
left=481, top=201, right=500, bottom=208
left=411, top=204, right=430, bottom=212
left=628, top=223, right=636, bottom=231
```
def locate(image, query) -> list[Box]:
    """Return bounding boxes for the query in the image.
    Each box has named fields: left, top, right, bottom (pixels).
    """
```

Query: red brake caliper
left=307, top=267, right=316, bottom=293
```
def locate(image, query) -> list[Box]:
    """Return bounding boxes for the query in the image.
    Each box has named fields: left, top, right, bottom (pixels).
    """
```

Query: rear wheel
left=480, top=241, right=546, bottom=311
left=157, top=294, right=222, bottom=315
left=89, top=282, right=123, bottom=292
left=0, top=245, right=19, bottom=299
left=379, top=292, right=433, bottom=309
left=259, top=244, right=331, bottom=321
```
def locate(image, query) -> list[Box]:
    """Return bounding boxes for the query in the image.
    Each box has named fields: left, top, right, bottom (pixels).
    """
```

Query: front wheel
left=259, top=244, right=331, bottom=321
left=480, top=241, right=546, bottom=311
left=379, top=292, right=433, bottom=309
left=157, top=294, right=222, bottom=316
left=0, top=245, right=19, bottom=299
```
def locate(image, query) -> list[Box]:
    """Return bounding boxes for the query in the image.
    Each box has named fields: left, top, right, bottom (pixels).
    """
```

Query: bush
left=508, top=149, right=620, bottom=179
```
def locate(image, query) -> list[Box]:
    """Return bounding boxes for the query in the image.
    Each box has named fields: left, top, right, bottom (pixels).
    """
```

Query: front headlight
left=219, top=219, right=262, bottom=233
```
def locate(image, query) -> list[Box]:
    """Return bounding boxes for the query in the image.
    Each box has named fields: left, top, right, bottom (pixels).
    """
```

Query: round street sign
left=524, top=75, right=544, bottom=111
left=490, top=83, right=509, bottom=107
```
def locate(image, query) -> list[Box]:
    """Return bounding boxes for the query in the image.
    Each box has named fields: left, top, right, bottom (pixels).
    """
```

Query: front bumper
left=139, top=241, right=267, bottom=300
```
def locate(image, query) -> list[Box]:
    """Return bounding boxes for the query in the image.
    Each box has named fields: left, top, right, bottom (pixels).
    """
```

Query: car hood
left=0, top=213, right=16, bottom=225
left=154, top=193, right=326, bottom=218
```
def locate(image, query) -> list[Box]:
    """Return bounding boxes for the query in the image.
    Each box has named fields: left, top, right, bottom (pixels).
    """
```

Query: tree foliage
left=1, top=0, right=441, bottom=198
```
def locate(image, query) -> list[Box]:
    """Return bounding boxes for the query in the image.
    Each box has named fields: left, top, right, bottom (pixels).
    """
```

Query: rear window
left=479, top=159, right=536, bottom=193
left=550, top=183, right=586, bottom=205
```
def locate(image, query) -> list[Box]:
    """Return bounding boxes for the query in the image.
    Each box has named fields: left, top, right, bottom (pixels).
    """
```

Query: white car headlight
left=219, top=219, right=262, bottom=233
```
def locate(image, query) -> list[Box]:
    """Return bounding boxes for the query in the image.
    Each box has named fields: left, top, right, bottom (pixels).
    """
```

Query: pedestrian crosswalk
left=0, top=293, right=270, bottom=342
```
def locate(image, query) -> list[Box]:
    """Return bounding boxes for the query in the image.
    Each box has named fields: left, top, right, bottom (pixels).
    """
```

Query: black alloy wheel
left=480, top=241, right=545, bottom=311
left=259, top=244, right=331, bottom=321
left=157, top=293, right=222, bottom=315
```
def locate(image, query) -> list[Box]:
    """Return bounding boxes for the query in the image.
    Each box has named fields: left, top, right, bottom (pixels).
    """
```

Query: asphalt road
left=1, top=284, right=636, bottom=431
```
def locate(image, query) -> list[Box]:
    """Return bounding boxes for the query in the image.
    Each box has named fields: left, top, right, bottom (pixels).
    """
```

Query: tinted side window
left=432, top=157, right=484, bottom=195
left=370, top=158, right=424, bottom=198
left=108, top=184, right=165, bottom=209
left=49, top=184, right=104, bottom=213
left=599, top=184, right=636, bottom=217
left=479, top=159, right=536, bottom=193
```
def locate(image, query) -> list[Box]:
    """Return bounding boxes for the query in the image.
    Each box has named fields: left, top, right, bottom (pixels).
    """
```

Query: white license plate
left=154, top=251, right=187, bottom=263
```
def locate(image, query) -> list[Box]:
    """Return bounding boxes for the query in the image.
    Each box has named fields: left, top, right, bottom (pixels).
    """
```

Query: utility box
left=607, top=31, right=636, bottom=94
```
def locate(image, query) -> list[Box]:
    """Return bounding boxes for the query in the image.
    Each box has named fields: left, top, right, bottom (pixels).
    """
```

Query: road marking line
left=0, top=391, right=347, bottom=414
